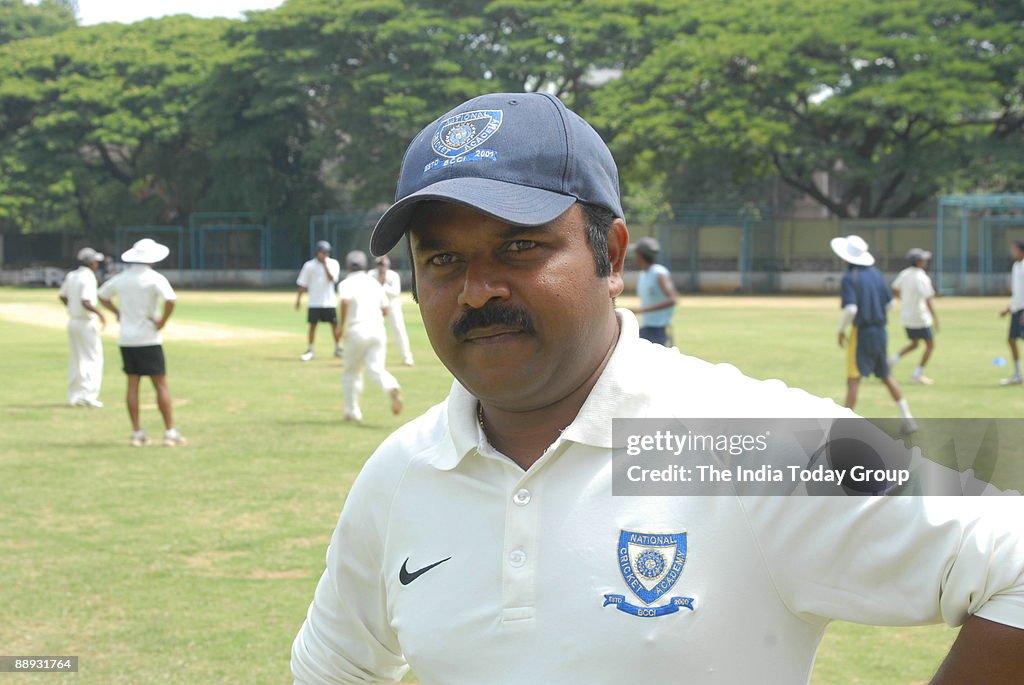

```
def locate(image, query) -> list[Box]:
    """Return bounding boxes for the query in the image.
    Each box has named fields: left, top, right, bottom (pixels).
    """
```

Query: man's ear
left=606, top=218, right=629, bottom=298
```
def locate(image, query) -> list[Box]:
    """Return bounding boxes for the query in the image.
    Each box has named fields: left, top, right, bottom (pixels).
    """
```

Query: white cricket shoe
left=300, top=350, right=314, bottom=361
left=1000, top=375, right=1023, bottom=386
left=130, top=432, right=151, bottom=447
left=909, top=376, right=934, bottom=386
left=334, top=346, right=344, bottom=358
left=163, top=430, right=188, bottom=447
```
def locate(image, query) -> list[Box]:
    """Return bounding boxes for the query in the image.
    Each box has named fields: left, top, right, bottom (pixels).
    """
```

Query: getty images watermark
left=612, top=418, right=1023, bottom=496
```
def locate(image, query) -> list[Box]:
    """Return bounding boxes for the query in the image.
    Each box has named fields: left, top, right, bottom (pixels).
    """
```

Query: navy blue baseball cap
left=369, top=92, right=623, bottom=256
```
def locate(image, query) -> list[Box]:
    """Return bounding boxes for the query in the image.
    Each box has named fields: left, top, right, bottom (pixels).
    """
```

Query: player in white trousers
left=336, top=251, right=403, bottom=422
left=59, top=247, right=107, bottom=407
left=373, top=254, right=414, bottom=365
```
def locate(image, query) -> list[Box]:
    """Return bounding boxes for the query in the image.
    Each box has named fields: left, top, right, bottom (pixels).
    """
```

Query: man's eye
left=427, top=253, right=455, bottom=266
left=507, top=240, right=536, bottom=252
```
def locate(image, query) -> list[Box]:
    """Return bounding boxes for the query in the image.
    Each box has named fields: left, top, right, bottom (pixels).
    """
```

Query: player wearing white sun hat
left=98, top=239, right=186, bottom=447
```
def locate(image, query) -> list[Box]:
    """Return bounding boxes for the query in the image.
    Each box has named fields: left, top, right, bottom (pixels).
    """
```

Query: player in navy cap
left=295, top=240, right=342, bottom=361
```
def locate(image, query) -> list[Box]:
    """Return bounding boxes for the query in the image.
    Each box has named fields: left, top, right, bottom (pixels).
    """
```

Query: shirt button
left=512, top=489, right=531, bottom=506
left=508, top=548, right=527, bottom=568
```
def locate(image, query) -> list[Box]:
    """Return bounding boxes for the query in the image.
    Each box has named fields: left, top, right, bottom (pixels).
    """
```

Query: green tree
left=0, top=16, right=233, bottom=234
left=0, top=0, right=76, bottom=46
left=596, top=0, right=1024, bottom=218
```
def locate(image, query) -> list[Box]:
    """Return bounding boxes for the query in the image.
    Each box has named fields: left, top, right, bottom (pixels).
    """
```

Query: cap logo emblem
left=425, top=109, right=502, bottom=173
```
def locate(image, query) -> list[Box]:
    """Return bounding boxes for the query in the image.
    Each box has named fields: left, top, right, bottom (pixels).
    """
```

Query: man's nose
left=457, top=259, right=510, bottom=309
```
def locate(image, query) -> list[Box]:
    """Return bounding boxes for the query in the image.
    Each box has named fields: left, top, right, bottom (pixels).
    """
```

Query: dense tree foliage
left=598, top=0, right=1023, bottom=218
left=0, top=0, right=1020, bottom=240
left=0, top=0, right=75, bottom=46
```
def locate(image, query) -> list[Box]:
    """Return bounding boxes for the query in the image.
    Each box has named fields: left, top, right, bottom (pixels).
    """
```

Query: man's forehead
left=409, top=201, right=581, bottom=246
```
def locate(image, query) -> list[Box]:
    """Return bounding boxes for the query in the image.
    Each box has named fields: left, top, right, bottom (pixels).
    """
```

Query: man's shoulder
left=357, top=402, right=451, bottom=484
left=637, top=343, right=848, bottom=418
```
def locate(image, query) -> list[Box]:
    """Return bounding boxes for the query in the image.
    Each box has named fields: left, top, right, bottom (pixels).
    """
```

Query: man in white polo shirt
left=295, top=240, right=343, bottom=362
left=292, top=94, right=1024, bottom=684
left=336, top=251, right=402, bottom=422
left=98, top=239, right=186, bottom=447
left=59, top=247, right=107, bottom=408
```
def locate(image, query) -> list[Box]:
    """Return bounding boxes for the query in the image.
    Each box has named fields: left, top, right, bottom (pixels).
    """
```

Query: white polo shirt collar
left=434, top=308, right=653, bottom=471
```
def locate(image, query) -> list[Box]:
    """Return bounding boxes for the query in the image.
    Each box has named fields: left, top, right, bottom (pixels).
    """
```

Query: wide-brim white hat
left=121, top=238, right=170, bottom=264
left=830, top=235, right=875, bottom=266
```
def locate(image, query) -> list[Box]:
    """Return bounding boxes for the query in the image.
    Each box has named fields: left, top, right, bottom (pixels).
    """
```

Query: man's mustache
left=452, top=304, right=537, bottom=340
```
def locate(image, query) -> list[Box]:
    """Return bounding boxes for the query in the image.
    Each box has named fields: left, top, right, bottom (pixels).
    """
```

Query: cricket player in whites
left=336, top=251, right=403, bottom=422
left=59, top=247, right=107, bottom=407
left=832, top=235, right=917, bottom=434
left=890, top=247, right=938, bottom=384
left=373, top=254, right=415, bottom=366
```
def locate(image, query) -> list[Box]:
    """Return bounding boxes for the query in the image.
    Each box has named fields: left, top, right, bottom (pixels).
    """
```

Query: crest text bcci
left=424, top=110, right=503, bottom=173
left=603, top=530, right=696, bottom=618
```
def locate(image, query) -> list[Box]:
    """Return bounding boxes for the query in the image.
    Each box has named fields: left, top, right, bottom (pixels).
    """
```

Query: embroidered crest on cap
left=424, top=109, right=503, bottom=173
left=603, top=530, right=696, bottom=618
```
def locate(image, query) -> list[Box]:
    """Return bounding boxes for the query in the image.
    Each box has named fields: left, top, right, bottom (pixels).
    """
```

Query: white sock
left=913, top=366, right=924, bottom=377
left=890, top=353, right=900, bottom=363
left=896, top=399, right=913, bottom=420
left=131, top=429, right=146, bottom=438
left=165, top=428, right=180, bottom=438
left=1015, top=361, right=1022, bottom=377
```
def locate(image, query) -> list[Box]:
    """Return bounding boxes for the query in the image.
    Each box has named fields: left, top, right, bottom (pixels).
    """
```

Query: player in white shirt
left=295, top=240, right=343, bottom=361
left=998, top=240, right=1024, bottom=385
left=335, top=251, right=403, bottom=422
left=373, top=254, right=415, bottom=366
left=292, top=93, right=1024, bottom=685
left=98, top=239, right=186, bottom=447
left=58, top=247, right=107, bottom=407
left=890, top=248, right=938, bottom=385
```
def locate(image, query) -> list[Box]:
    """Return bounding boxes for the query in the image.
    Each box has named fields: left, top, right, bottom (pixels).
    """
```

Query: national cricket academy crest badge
left=424, top=109, right=503, bottom=173
left=603, top=530, right=696, bottom=617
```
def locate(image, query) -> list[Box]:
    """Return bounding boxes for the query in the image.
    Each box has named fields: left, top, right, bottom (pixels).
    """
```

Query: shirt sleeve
left=741, top=495, right=1024, bottom=630
left=79, top=273, right=98, bottom=303
left=890, top=271, right=904, bottom=291
left=97, top=276, right=115, bottom=300
left=291, top=452, right=408, bottom=684
left=297, top=262, right=313, bottom=288
left=336, top=278, right=352, bottom=302
left=920, top=273, right=935, bottom=299
left=382, top=272, right=401, bottom=299
left=840, top=273, right=857, bottom=308
left=155, top=274, right=176, bottom=301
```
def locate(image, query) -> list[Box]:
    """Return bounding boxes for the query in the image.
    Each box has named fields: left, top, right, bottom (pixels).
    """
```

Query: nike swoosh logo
left=399, top=556, right=451, bottom=585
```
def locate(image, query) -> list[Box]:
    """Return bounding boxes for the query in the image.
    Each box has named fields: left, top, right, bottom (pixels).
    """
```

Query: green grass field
left=2, top=287, right=1020, bottom=684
